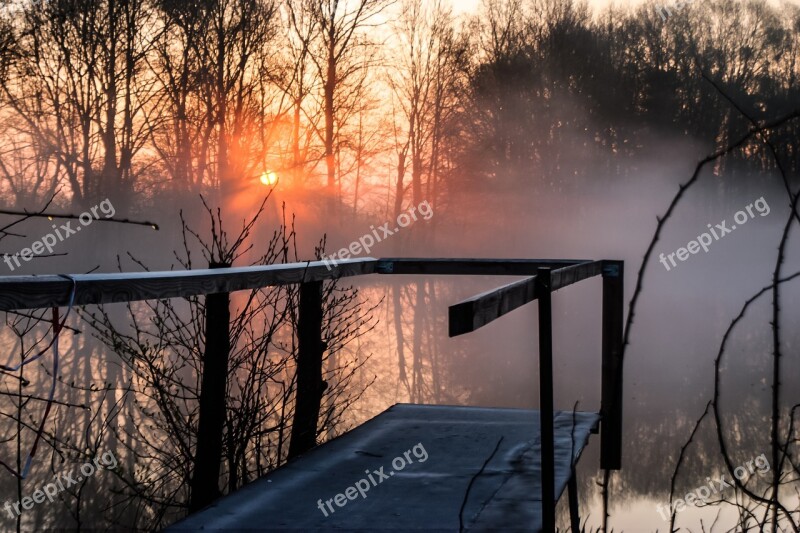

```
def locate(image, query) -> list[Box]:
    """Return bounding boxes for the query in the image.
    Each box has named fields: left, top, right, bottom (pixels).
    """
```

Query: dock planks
left=169, top=404, right=600, bottom=532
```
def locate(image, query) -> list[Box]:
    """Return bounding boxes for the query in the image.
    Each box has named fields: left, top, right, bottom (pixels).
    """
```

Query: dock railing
left=447, top=259, right=624, bottom=531
left=0, top=257, right=623, bottom=528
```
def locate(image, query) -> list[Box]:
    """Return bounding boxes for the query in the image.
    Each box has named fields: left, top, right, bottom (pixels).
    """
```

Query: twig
left=0, top=208, right=160, bottom=230
left=621, top=110, right=800, bottom=359
left=459, top=436, right=504, bottom=533
left=668, top=401, right=712, bottom=532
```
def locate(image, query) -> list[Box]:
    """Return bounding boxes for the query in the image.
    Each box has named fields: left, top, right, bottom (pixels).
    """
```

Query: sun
left=260, top=170, right=278, bottom=186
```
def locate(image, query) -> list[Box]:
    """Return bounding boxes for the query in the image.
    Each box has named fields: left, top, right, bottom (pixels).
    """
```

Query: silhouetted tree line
left=457, top=0, right=799, bottom=193
left=0, top=0, right=794, bottom=216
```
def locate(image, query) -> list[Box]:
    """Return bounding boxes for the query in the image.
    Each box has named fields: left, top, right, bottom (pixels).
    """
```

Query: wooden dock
left=0, top=257, right=624, bottom=531
left=168, top=403, right=600, bottom=532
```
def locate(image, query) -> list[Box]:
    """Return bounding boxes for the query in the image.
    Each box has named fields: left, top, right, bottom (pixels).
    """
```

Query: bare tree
left=286, top=0, right=391, bottom=217
left=150, top=0, right=280, bottom=202
left=1, top=0, right=158, bottom=210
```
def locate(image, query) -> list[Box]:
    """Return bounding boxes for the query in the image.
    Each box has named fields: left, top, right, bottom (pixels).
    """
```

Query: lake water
left=1, top=162, right=798, bottom=531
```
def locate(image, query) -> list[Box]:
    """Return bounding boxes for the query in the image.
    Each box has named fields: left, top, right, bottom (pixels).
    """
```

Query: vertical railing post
left=288, top=280, right=325, bottom=460
left=189, top=262, right=231, bottom=512
left=601, top=260, right=624, bottom=470
left=536, top=268, right=555, bottom=532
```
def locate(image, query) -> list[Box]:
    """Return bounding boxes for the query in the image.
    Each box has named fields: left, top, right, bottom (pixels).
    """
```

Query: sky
left=449, top=0, right=642, bottom=15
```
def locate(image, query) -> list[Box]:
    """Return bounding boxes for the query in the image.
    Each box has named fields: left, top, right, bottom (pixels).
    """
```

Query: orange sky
left=450, top=0, right=646, bottom=15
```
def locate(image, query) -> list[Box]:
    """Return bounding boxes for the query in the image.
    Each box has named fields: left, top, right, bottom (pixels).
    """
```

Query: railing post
left=601, top=260, right=624, bottom=470
left=189, top=262, right=231, bottom=512
left=288, top=280, right=325, bottom=460
left=535, top=267, right=555, bottom=532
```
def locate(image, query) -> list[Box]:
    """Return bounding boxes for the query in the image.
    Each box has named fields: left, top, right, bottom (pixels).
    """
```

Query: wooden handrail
left=375, top=258, right=590, bottom=275
left=0, top=259, right=379, bottom=311
left=0, top=257, right=593, bottom=312
left=445, top=259, right=624, bottom=474
left=448, top=260, right=604, bottom=336
left=0, top=259, right=623, bottom=464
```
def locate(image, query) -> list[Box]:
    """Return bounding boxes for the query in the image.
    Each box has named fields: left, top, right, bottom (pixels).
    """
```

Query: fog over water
left=1, top=139, right=798, bottom=532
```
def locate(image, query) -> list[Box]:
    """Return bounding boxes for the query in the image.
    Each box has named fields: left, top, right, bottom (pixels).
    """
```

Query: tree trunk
left=324, top=39, right=337, bottom=217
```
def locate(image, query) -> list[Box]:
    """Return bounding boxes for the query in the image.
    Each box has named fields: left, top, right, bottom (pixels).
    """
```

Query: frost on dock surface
left=169, top=403, right=600, bottom=532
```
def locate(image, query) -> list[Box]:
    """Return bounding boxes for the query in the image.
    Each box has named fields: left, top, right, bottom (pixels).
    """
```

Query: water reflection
left=345, top=274, right=800, bottom=531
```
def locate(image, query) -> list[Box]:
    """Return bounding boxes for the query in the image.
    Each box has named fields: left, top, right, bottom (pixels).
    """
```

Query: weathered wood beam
left=551, top=260, right=604, bottom=290
left=0, top=258, right=606, bottom=315
left=0, top=258, right=378, bottom=311
left=600, top=260, right=624, bottom=470
left=288, top=281, right=326, bottom=460
left=376, top=258, right=589, bottom=276
left=536, top=267, right=556, bottom=532
left=448, top=261, right=604, bottom=337
left=189, top=262, right=231, bottom=512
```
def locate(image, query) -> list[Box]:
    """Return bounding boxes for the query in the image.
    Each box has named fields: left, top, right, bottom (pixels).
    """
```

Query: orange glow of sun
left=260, top=170, right=278, bottom=186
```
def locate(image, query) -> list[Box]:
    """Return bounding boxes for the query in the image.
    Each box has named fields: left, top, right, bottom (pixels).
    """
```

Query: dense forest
left=0, top=0, right=797, bottom=217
